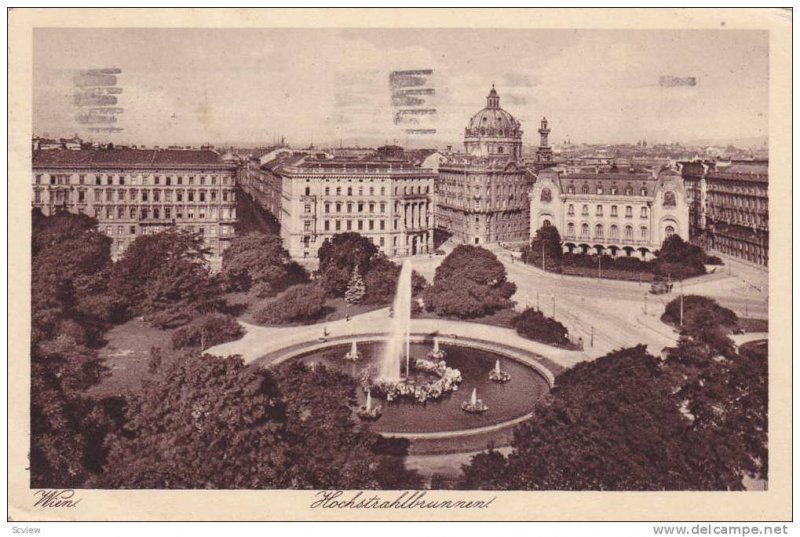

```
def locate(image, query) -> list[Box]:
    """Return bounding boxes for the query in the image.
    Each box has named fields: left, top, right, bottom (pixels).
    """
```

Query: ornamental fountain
left=357, top=389, right=382, bottom=420
left=359, top=259, right=463, bottom=404
left=344, top=340, right=362, bottom=361
left=488, top=359, right=511, bottom=383
left=461, top=387, right=489, bottom=414
left=428, top=337, right=446, bottom=360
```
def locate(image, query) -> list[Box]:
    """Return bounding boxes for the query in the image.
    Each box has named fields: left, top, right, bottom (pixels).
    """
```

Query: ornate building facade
left=32, top=148, right=239, bottom=259
left=436, top=86, right=533, bottom=246
left=704, top=160, right=769, bottom=266
left=529, top=166, right=689, bottom=259
left=239, top=153, right=436, bottom=259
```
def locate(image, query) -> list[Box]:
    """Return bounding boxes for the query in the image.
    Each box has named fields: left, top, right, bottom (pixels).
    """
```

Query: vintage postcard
left=7, top=7, right=792, bottom=522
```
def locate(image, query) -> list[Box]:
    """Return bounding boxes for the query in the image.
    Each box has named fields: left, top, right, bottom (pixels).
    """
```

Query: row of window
left=36, top=173, right=233, bottom=187
left=567, top=204, right=647, bottom=218
left=105, top=223, right=232, bottom=237
left=565, top=223, right=670, bottom=242
left=81, top=188, right=235, bottom=204
left=564, top=184, right=649, bottom=196
left=308, top=184, right=431, bottom=197
left=92, top=205, right=235, bottom=221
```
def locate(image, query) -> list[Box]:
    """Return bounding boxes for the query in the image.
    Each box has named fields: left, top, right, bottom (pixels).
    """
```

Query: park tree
left=344, top=267, right=366, bottom=305
left=317, top=233, right=378, bottom=296
left=97, top=354, right=419, bottom=489
left=361, top=254, right=428, bottom=305
left=661, top=295, right=738, bottom=338
left=522, top=225, right=563, bottom=271
left=653, top=235, right=709, bottom=280
left=460, top=345, right=742, bottom=490
left=461, top=307, right=768, bottom=491
left=109, top=229, right=224, bottom=328
left=30, top=211, right=123, bottom=487
left=221, top=232, right=308, bottom=294
left=98, top=353, right=289, bottom=488
left=253, top=283, right=327, bottom=325
left=424, top=245, right=516, bottom=318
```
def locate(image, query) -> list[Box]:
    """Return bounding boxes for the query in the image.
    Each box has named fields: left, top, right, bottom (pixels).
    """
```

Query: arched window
left=498, top=146, right=504, bottom=154
left=540, top=188, right=552, bottom=202
left=581, top=205, right=589, bottom=216
left=542, top=219, right=551, bottom=227
left=665, top=225, right=675, bottom=238
left=663, top=191, right=676, bottom=207
left=625, top=225, right=633, bottom=241
left=610, top=225, right=619, bottom=239
left=567, top=204, right=574, bottom=216
left=582, top=183, right=590, bottom=194
left=581, top=223, right=590, bottom=239
left=567, top=222, right=575, bottom=238
left=640, top=226, right=649, bottom=240
left=595, top=224, right=604, bottom=239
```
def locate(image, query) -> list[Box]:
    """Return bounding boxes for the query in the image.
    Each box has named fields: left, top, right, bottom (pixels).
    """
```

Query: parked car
left=649, top=281, right=674, bottom=295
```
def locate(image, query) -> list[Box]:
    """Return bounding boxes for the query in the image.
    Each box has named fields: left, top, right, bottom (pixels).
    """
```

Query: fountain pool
left=294, top=340, right=550, bottom=435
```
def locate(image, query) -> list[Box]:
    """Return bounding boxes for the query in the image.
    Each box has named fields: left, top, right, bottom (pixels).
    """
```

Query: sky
left=33, top=28, right=769, bottom=149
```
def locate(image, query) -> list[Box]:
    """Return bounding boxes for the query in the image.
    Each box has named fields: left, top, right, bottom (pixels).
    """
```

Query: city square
left=25, top=23, right=772, bottom=496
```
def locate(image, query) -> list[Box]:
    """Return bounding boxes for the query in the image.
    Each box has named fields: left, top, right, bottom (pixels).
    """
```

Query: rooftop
left=32, top=148, right=238, bottom=170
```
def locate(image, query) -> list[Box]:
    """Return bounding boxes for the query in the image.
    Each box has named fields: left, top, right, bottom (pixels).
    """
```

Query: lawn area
left=232, top=289, right=387, bottom=326
left=88, top=318, right=175, bottom=399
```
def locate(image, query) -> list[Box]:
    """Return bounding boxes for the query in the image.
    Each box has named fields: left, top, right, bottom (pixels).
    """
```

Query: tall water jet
left=379, top=259, right=413, bottom=381
left=470, top=388, right=478, bottom=406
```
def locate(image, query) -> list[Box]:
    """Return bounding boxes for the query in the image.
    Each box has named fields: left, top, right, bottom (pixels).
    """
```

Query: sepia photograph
left=7, top=7, right=792, bottom=523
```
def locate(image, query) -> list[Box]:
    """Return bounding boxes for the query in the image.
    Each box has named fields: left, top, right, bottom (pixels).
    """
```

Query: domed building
left=463, top=85, right=523, bottom=160
left=435, top=86, right=534, bottom=246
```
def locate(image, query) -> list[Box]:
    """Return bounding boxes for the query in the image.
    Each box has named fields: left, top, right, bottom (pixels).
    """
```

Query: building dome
left=463, top=86, right=523, bottom=160
left=465, top=86, right=521, bottom=138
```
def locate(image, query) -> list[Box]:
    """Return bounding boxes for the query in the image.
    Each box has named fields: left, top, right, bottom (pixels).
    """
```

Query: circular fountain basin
left=292, top=340, right=551, bottom=436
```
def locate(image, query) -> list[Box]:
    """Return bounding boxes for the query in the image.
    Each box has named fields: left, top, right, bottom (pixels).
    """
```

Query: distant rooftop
left=32, top=148, right=237, bottom=170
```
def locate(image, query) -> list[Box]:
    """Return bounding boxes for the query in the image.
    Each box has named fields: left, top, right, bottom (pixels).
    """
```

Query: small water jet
left=344, top=340, right=362, bottom=361
left=428, top=337, right=446, bottom=360
left=357, top=389, right=382, bottom=420
left=461, top=387, right=489, bottom=414
left=489, top=359, right=512, bottom=383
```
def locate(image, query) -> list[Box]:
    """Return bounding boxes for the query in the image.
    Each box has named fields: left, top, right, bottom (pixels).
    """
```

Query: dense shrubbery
left=424, top=245, right=516, bottom=318
left=661, top=295, right=739, bottom=336
left=170, top=313, right=244, bottom=350
left=460, top=337, right=767, bottom=490
left=521, top=225, right=563, bottom=271
left=317, top=233, right=427, bottom=304
left=32, top=212, right=422, bottom=490
left=253, top=283, right=327, bottom=325
left=221, top=232, right=308, bottom=295
left=460, top=288, right=766, bottom=491
left=30, top=210, right=122, bottom=487
left=109, top=229, right=225, bottom=328
left=96, top=355, right=420, bottom=489
left=317, top=233, right=378, bottom=296
left=511, top=308, right=570, bottom=346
